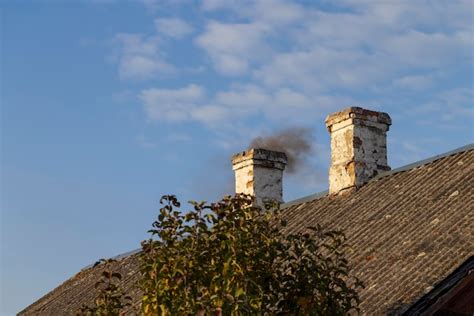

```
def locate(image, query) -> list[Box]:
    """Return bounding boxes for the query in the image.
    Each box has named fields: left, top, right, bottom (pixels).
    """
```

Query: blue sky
left=1, top=0, right=473, bottom=314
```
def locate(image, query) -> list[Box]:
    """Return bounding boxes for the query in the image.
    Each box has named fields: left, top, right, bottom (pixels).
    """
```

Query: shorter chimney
left=232, top=149, right=287, bottom=205
left=326, top=107, right=391, bottom=195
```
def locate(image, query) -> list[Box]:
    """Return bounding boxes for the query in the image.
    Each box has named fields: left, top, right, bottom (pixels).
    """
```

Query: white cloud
left=382, top=30, right=471, bottom=68
left=195, top=21, right=269, bottom=75
left=215, top=84, right=270, bottom=108
left=211, top=84, right=349, bottom=123
left=119, top=55, right=173, bottom=80
left=200, top=0, right=473, bottom=89
left=268, top=91, right=355, bottom=123
left=196, top=0, right=305, bottom=76
left=139, top=84, right=205, bottom=121
left=128, top=1, right=471, bottom=139
left=255, top=48, right=391, bottom=92
left=202, top=0, right=303, bottom=24
left=340, top=0, right=472, bottom=33
left=399, top=87, right=474, bottom=132
left=113, top=33, right=174, bottom=80
left=138, top=0, right=191, bottom=11
left=393, top=75, right=434, bottom=91
left=138, top=82, right=356, bottom=128
left=201, top=0, right=240, bottom=11
left=155, top=18, right=193, bottom=38
left=137, top=0, right=160, bottom=10
left=252, top=0, right=303, bottom=24
left=436, top=88, right=474, bottom=122
left=114, top=33, right=159, bottom=58
left=190, top=105, right=231, bottom=124
left=139, top=84, right=267, bottom=125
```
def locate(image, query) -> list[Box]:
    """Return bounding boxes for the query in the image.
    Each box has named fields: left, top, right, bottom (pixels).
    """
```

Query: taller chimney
left=232, top=148, right=287, bottom=205
left=326, top=107, right=391, bottom=195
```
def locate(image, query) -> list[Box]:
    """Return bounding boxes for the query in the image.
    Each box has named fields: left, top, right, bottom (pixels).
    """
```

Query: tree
left=76, top=259, right=132, bottom=316
left=139, top=194, right=362, bottom=315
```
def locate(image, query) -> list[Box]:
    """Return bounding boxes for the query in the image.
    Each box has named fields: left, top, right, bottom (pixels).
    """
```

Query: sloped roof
left=19, top=253, right=143, bottom=315
left=404, top=256, right=474, bottom=315
left=280, top=144, right=473, bottom=314
left=19, top=144, right=474, bottom=315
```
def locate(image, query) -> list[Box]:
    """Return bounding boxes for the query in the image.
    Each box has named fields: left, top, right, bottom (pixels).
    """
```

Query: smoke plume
left=249, top=127, right=313, bottom=174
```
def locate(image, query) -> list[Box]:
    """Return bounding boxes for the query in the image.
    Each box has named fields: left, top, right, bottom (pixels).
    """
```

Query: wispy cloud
left=155, top=18, right=193, bottom=39
left=137, top=134, right=157, bottom=148
left=195, top=21, right=269, bottom=75
left=112, top=33, right=175, bottom=80
left=139, top=84, right=205, bottom=121
left=393, top=75, right=434, bottom=91
left=115, top=0, right=471, bottom=144
left=137, top=0, right=191, bottom=12
left=138, top=82, right=356, bottom=128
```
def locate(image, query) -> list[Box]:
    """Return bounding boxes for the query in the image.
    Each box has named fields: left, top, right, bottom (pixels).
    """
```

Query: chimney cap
left=232, top=148, right=287, bottom=170
left=232, top=148, right=287, bottom=204
left=325, top=106, right=392, bottom=128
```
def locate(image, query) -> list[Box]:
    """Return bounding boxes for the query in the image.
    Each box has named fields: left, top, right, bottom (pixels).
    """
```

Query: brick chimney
left=326, top=107, right=391, bottom=195
left=232, top=148, right=287, bottom=205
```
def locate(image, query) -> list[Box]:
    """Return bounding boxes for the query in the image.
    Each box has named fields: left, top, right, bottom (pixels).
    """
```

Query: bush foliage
left=76, top=259, right=132, bottom=316
left=139, top=194, right=362, bottom=315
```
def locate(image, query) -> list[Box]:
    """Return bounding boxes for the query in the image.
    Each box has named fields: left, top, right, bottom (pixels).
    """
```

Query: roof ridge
left=81, top=248, right=141, bottom=271
left=372, top=143, right=474, bottom=181
left=281, top=190, right=329, bottom=209
left=281, top=143, right=473, bottom=209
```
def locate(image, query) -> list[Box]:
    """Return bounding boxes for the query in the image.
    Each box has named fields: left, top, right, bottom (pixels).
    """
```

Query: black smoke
left=249, top=127, right=313, bottom=174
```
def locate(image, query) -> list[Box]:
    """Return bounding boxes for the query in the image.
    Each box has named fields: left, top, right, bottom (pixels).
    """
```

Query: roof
left=403, top=256, right=474, bottom=315
left=19, top=144, right=474, bottom=315
left=19, top=253, right=143, bottom=315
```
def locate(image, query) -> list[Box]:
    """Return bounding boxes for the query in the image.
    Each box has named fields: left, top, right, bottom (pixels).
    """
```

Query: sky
left=1, top=0, right=473, bottom=314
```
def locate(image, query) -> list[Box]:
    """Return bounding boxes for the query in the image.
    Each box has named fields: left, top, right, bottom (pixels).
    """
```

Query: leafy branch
left=139, top=194, right=363, bottom=315
left=76, top=259, right=132, bottom=316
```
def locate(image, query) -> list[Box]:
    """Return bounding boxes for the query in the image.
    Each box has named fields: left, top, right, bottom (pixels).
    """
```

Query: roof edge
left=81, top=248, right=141, bottom=271
left=372, top=143, right=474, bottom=182
left=282, top=143, right=474, bottom=209
left=281, top=190, right=328, bottom=208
